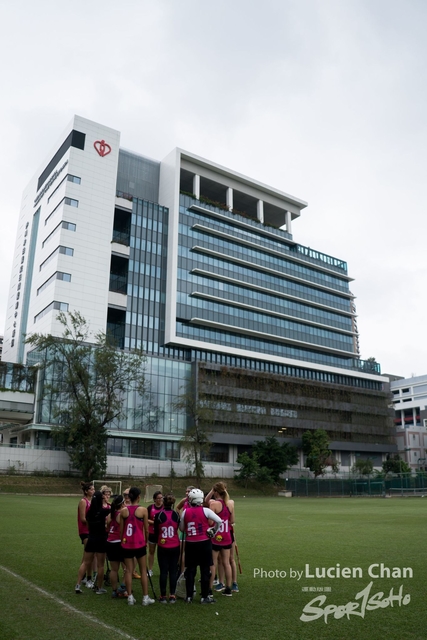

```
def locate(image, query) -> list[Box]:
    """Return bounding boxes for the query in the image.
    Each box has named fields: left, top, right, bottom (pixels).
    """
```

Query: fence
left=285, top=473, right=427, bottom=497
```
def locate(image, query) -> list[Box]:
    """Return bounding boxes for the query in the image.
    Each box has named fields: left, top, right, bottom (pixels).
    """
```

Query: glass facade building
left=2, top=117, right=395, bottom=471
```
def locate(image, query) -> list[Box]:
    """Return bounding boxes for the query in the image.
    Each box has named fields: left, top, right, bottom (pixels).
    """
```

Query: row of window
left=177, top=271, right=352, bottom=331
left=34, top=300, right=68, bottom=323
left=128, top=260, right=162, bottom=279
left=181, top=200, right=347, bottom=274
left=178, top=247, right=351, bottom=312
left=37, top=271, right=71, bottom=295
left=178, top=322, right=354, bottom=369
left=177, top=298, right=354, bottom=349
left=180, top=224, right=349, bottom=293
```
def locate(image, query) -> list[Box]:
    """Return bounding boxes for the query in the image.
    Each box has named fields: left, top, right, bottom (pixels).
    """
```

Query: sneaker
left=148, top=569, right=153, bottom=577
left=85, top=580, right=94, bottom=589
left=213, top=578, right=219, bottom=586
left=158, top=596, right=168, bottom=604
left=232, top=582, right=239, bottom=593
left=128, top=594, right=136, bottom=606
left=168, top=595, right=177, bottom=604
left=214, top=582, right=225, bottom=592
left=142, top=595, right=155, bottom=606
left=223, top=587, right=232, bottom=597
left=112, top=590, right=119, bottom=598
left=184, top=597, right=192, bottom=604
left=132, top=570, right=141, bottom=579
left=81, top=577, right=87, bottom=586
left=75, top=584, right=82, bottom=594
left=95, top=588, right=107, bottom=595
left=201, top=596, right=216, bottom=604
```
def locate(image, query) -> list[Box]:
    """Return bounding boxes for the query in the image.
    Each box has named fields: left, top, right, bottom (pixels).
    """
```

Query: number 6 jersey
left=121, top=505, right=146, bottom=549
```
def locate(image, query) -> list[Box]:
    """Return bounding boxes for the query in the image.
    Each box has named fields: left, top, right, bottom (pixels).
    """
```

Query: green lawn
left=0, top=495, right=425, bottom=640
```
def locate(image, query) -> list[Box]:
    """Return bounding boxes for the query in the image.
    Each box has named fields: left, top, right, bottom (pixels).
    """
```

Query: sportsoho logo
left=94, top=139, right=112, bottom=157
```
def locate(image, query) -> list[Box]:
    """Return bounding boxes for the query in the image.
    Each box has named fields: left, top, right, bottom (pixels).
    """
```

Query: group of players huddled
left=75, top=481, right=239, bottom=605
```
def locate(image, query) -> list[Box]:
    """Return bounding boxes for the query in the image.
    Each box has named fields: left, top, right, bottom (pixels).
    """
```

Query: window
left=34, top=301, right=68, bottom=323
left=68, top=174, right=81, bottom=184
left=37, top=272, right=71, bottom=295
left=45, top=197, right=79, bottom=225
left=42, top=221, right=76, bottom=248
left=40, top=246, right=74, bottom=271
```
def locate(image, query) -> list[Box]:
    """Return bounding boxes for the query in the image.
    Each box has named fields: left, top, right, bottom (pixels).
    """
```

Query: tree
left=26, top=311, right=147, bottom=480
left=252, top=436, right=298, bottom=483
left=171, top=388, right=213, bottom=487
left=352, top=458, right=374, bottom=476
left=382, top=454, right=411, bottom=475
left=235, top=452, right=260, bottom=487
left=302, top=429, right=339, bottom=477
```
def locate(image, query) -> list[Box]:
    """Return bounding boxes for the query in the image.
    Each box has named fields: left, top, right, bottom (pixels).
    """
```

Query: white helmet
left=188, top=488, right=204, bottom=506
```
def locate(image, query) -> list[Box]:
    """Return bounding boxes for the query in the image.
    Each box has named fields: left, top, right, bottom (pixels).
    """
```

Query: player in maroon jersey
left=106, top=494, right=127, bottom=598
left=121, top=486, right=155, bottom=606
left=180, top=488, right=222, bottom=604
left=75, top=481, right=95, bottom=593
left=147, top=490, right=164, bottom=576
left=154, top=493, right=180, bottom=603
left=206, top=482, right=235, bottom=596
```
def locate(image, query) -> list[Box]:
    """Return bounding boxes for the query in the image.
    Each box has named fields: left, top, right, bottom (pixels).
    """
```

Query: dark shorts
left=106, top=541, right=124, bottom=563
left=86, top=537, right=107, bottom=554
left=212, top=542, right=232, bottom=551
left=148, top=533, right=157, bottom=545
left=79, top=533, right=88, bottom=544
left=122, top=545, right=147, bottom=559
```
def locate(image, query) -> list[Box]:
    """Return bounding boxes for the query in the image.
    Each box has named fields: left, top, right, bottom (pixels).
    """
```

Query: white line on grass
left=0, top=564, right=139, bottom=640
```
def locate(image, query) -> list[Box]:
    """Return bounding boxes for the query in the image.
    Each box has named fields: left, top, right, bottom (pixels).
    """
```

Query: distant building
left=0, top=115, right=396, bottom=475
left=390, top=375, right=427, bottom=470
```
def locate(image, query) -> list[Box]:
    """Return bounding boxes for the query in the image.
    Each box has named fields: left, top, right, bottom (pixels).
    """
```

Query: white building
left=1, top=115, right=395, bottom=476
left=391, top=375, right=427, bottom=471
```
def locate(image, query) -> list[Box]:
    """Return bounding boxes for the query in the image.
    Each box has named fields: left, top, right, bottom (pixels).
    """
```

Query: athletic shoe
left=184, top=597, right=192, bottom=604
left=132, top=570, right=141, bottom=579
left=142, top=595, right=155, bottom=606
left=213, top=578, right=219, bottom=586
left=81, top=577, right=87, bottom=586
left=75, top=584, right=82, bottom=594
left=148, top=569, right=153, bottom=577
left=168, top=595, right=177, bottom=604
left=232, top=582, right=239, bottom=593
left=158, top=596, right=168, bottom=604
left=128, top=594, right=136, bottom=606
left=201, top=596, right=216, bottom=604
left=85, top=580, right=94, bottom=589
left=214, top=582, right=225, bottom=592
left=95, top=588, right=107, bottom=595
left=111, top=590, right=119, bottom=598
left=223, top=587, right=232, bottom=597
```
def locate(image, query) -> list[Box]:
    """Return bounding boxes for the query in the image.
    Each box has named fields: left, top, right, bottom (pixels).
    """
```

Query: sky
left=0, top=0, right=426, bottom=378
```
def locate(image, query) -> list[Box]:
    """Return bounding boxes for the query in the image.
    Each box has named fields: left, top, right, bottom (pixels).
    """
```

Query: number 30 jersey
left=156, top=510, right=180, bottom=549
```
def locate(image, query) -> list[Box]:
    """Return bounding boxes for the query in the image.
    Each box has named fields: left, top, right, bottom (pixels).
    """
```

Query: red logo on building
left=94, top=140, right=112, bottom=157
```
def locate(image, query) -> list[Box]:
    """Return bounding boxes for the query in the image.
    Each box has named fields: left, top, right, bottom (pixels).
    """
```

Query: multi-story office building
left=1, top=115, right=395, bottom=474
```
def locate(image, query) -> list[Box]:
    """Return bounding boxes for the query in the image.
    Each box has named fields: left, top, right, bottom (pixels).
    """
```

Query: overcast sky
left=1, top=0, right=425, bottom=378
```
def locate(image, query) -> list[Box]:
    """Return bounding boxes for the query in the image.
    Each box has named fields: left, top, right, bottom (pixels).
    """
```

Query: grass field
left=0, top=494, right=425, bottom=640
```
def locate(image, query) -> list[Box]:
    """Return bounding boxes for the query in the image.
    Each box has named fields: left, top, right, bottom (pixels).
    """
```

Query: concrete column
left=285, top=210, right=292, bottom=235
left=226, top=187, right=233, bottom=211
left=257, top=200, right=264, bottom=224
left=193, top=174, right=200, bottom=199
